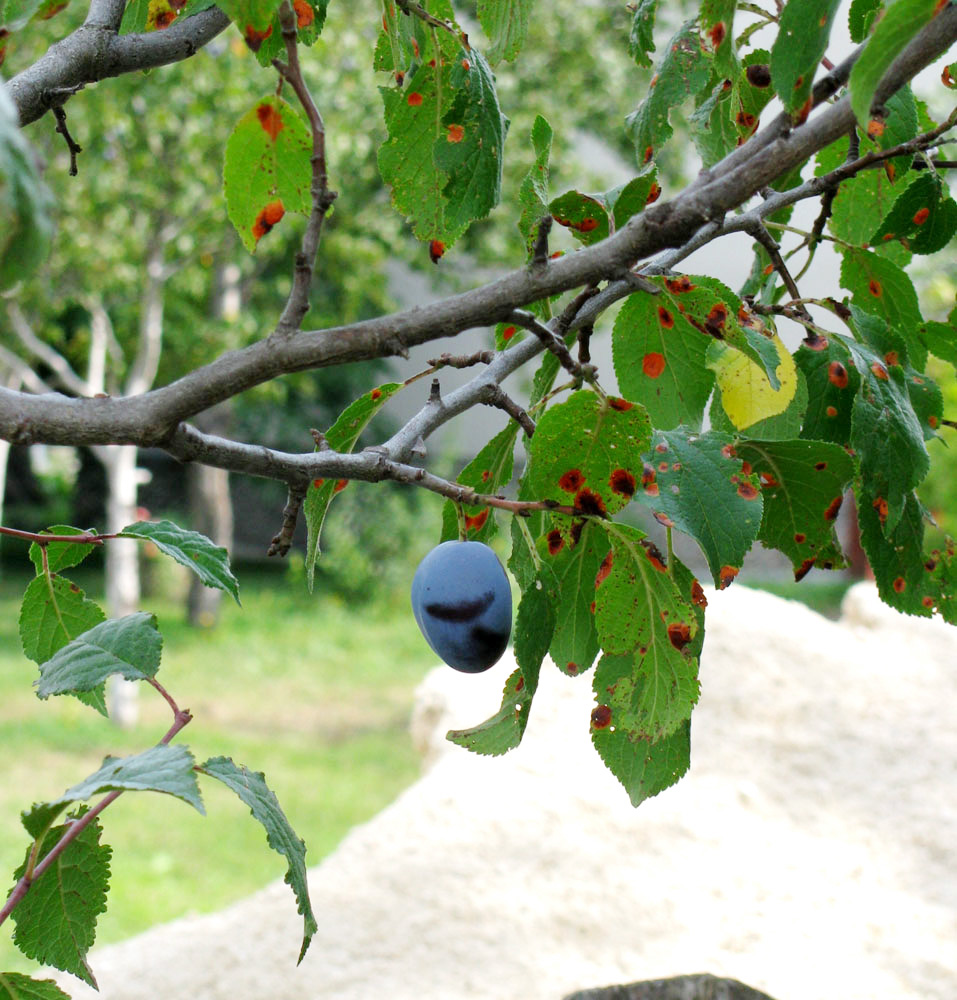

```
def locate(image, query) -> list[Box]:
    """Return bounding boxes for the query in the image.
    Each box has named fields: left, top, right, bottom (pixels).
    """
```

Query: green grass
left=0, top=566, right=439, bottom=973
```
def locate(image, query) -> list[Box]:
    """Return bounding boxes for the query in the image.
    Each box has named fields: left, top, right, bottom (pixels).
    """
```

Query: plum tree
left=1, top=0, right=957, bottom=995
left=411, top=540, right=512, bottom=673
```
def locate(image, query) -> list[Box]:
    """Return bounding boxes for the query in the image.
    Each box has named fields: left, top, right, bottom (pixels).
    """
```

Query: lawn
left=0, top=563, right=440, bottom=974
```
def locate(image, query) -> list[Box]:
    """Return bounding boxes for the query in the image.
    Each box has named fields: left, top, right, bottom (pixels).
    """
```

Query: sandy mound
left=52, top=583, right=956, bottom=1000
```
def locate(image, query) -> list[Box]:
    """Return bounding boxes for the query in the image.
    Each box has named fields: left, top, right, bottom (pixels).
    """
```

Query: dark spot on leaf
left=893, top=577, right=906, bottom=593
left=868, top=279, right=882, bottom=297
left=643, top=352, right=666, bottom=377
left=760, top=472, right=779, bottom=488
left=737, top=482, right=759, bottom=500
left=334, top=479, right=348, bottom=493
left=691, top=579, right=707, bottom=608
left=591, top=704, right=612, bottom=729
left=736, top=111, right=757, bottom=129
left=642, top=145, right=654, bottom=164
left=570, top=521, right=584, bottom=546
left=446, top=123, right=464, bottom=143
left=653, top=511, right=674, bottom=527
left=595, top=551, right=613, bottom=587
left=814, top=462, right=827, bottom=471
left=665, top=276, right=695, bottom=294
left=823, top=495, right=843, bottom=521
left=922, top=595, right=935, bottom=608
left=244, top=23, right=273, bottom=50
left=502, top=325, right=517, bottom=341
left=546, top=529, right=564, bottom=555
left=429, top=240, right=445, bottom=263
left=704, top=303, right=728, bottom=337
left=566, top=662, right=579, bottom=675
left=884, top=351, right=899, bottom=367
left=655, top=442, right=668, bottom=453
left=794, top=557, right=816, bottom=582
left=721, top=444, right=736, bottom=459
left=667, top=622, right=692, bottom=650
left=719, top=565, right=739, bottom=589
left=559, top=469, right=585, bottom=493
left=293, top=0, right=314, bottom=27
left=313, top=478, right=324, bottom=488
left=464, top=508, right=489, bottom=532
left=825, top=405, right=838, bottom=417
left=608, top=397, right=633, bottom=411
left=708, top=21, right=725, bottom=47
left=745, top=63, right=771, bottom=87
left=873, top=496, right=888, bottom=524
left=828, top=361, right=848, bottom=388
left=252, top=200, right=285, bottom=242
left=575, top=488, right=607, bottom=517
left=407, top=91, right=423, bottom=106
left=657, top=306, right=674, bottom=328
left=609, top=468, right=637, bottom=497
left=913, top=207, right=930, bottom=226
left=740, top=461, right=752, bottom=475
left=794, top=532, right=806, bottom=543
left=371, top=388, right=382, bottom=400
left=646, top=183, right=661, bottom=205
left=870, top=361, right=889, bottom=380
left=515, top=676, right=524, bottom=692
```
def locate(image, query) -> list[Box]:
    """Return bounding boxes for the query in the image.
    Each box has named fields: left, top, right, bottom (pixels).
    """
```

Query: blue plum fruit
left=411, top=540, right=512, bottom=673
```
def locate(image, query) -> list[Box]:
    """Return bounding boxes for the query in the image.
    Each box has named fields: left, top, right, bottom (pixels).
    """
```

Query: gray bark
left=563, top=974, right=779, bottom=1000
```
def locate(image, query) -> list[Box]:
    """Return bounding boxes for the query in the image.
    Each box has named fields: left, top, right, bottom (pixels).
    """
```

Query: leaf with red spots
left=635, top=429, right=763, bottom=588
left=848, top=0, right=942, bottom=129
left=476, top=0, right=532, bottom=64
left=447, top=668, right=535, bottom=756
left=378, top=12, right=461, bottom=246
left=840, top=249, right=925, bottom=366
left=625, top=19, right=711, bottom=166
left=628, top=0, right=658, bottom=68
left=846, top=336, right=930, bottom=533
left=700, top=0, right=736, bottom=75
left=593, top=525, right=700, bottom=741
left=608, top=171, right=661, bottom=229
left=517, top=114, right=553, bottom=260
left=537, top=518, right=609, bottom=676
left=440, top=424, right=519, bottom=544
left=247, top=0, right=328, bottom=66
left=214, top=0, right=280, bottom=37
left=303, top=383, right=401, bottom=590
left=548, top=189, right=610, bottom=247
left=523, top=390, right=651, bottom=520
left=223, top=96, right=312, bottom=253
left=433, top=48, right=509, bottom=240
left=735, top=439, right=855, bottom=580
left=795, top=336, right=859, bottom=444
left=872, top=172, right=957, bottom=256
left=770, top=0, right=841, bottom=113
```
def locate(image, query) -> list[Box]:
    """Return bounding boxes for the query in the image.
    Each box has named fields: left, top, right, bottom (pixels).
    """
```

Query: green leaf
left=609, top=172, right=661, bottom=230
left=198, top=756, right=317, bottom=963
left=523, top=390, right=651, bottom=519
left=303, top=382, right=401, bottom=588
left=628, top=0, right=658, bottom=68
left=871, top=171, right=957, bottom=255
left=770, top=0, right=842, bottom=113
left=119, top=519, right=240, bottom=603
left=36, top=613, right=162, bottom=700
left=0, top=83, right=53, bottom=291
left=477, top=0, right=532, bottom=63
left=447, top=668, right=535, bottom=755
left=433, top=49, right=509, bottom=238
left=848, top=0, right=941, bottom=128
left=223, top=96, right=313, bottom=253
left=538, top=517, right=609, bottom=675
left=593, top=523, right=700, bottom=736
left=700, top=0, right=736, bottom=75
left=849, top=0, right=882, bottom=41
left=847, top=338, right=929, bottom=532
left=23, top=746, right=205, bottom=838
left=28, top=525, right=98, bottom=574
left=11, top=813, right=111, bottom=989
left=635, top=429, right=763, bottom=588
left=0, top=973, right=72, bottom=1000
left=795, top=335, right=859, bottom=444
left=517, top=114, right=552, bottom=257
left=735, top=439, right=855, bottom=579
left=690, top=77, right=740, bottom=169
left=250, top=0, right=329, bottom=67
left=625, top=20, right=711, bottom=165
left=214, top=0, right=279, bottom=34
left=18, top=575, right=106, bottom=666
left=920, top=317, right=957, bottom=369
left=840, top=248, right=925, bottom=366
left=440, top=424, right=518, bottom=544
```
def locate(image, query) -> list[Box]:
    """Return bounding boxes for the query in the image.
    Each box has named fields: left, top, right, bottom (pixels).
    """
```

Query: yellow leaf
left=708, top=334, right=796, bottom=429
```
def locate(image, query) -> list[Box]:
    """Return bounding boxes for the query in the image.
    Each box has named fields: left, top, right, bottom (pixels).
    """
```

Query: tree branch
left=8, top=7, right=231, bottom=127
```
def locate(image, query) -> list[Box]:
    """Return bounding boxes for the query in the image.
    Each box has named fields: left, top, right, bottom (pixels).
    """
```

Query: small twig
left=429, top=377, right=442, bottom=403
left=52, top=106, right=83, bottom=175
left=267, top=484, right=307, bottom=557
left=395, top=0, right=459, bottom=36
left=271, top=1, right=337, bottom=337
left=426, top=350, right=495, bottom=369
left=482, top=385, right=536, bottom=438
left=0, top=525, right=108, bottom=545
left=577, top=324, right=593, bottom=366
left=508, top=309, right=586, bottom=380
left=742, top=218, right=812, bottom=323
left=941, top=418, right=957, bottom=430
left=531, top=215, right=552, bottom=268
left=553, top=284, right=602, bottom=337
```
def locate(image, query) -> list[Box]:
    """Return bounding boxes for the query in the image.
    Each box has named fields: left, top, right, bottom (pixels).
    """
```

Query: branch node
left=531, top=215, right=553, bottom=268
left=52, top=105, right=83, bottom=176
left=429, top=378, right=442, bottom=403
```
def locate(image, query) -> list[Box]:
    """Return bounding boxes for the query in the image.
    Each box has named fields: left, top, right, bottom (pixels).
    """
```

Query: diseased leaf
left=440, top=424, right=519, bottom=544
left=0, top=973, right=72, bottom=1000
left=523, top=390, right=651, bottom=521
left=636, top=429, right=763, bottom=588
left=795, top=334, right=859, bottom=444
left=11, top=813, right=110, bottom=989
left=840, top=248, right=925, bottom=367
left=848, top=0, right=941, bottom=128
left=223, top=96, right=312, bottom=253
left=593, top=523, right=700, bottom=738
left=251, top=0, right=329, bottom=67
left=198, top=757, right=317, bottom=963
left=120, top=519, right=240, bottom=603
left=477, top=0, right=533, bottom=63
left=735, top=438, right=855, bottom=580
left=872, top=171, right=957, bottom=255
left=447, top=667, right=536, bottom=755
left=303, top=382, right=401, bottom=588
left=770, top=0, right=842, bottom=114
left=625, top=20, right=711, bottom=165
left=539, top=517, right=609, bottom=676
left=628, top=0, right=658, bottom=68
left=849, top=0, right=882, bottom=42
left=549, top=189, right=610, bottom=246
left=707, top=333, right=797, bottom=430
left=214, top=0, right=279, bottom=36
left=517, top=114, right=552, bottom=257
left=36, top=613, right=162, bottom=700
left=700, top=0, right=736, bottom=76
left=710, top=365, right=809, bottom=441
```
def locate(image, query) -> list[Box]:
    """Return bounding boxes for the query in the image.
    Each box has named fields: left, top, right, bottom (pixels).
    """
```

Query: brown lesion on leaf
left=464, top=508, right=489, bottom=532
left=823, top=495, right=843, bottom=521
left=546, top=529, right=564, bottom=555
left=559, top=468, right=585, bottom=493
left=737, top=482, right=759, bottom=500
left=574, top=487, right=607, bottom=517
left=244, top=23, right=273, bottom=50
left=718, top=565, right=739, bottom=589
left=690, top=579, right=707, bottom=608
left=667, top=622, right=692, bottom=650
left=293, top=0, right=314, bottom=27
left=609, top=469, right=637, bottom=497
left=794, top=557, right=816, bottom=582
left=595, top=550, right=614, bottom=587
left=256, top=102, right=284, bottom=141
left=591, top=704, right=612, bottom=730
left=252, top=200, right=285, bottom=242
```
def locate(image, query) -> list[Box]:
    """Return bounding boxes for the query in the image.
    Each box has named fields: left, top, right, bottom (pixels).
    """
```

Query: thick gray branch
left=9, top=7, right=231, bottom=126
left=2, top=7, right=955, bottom=478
